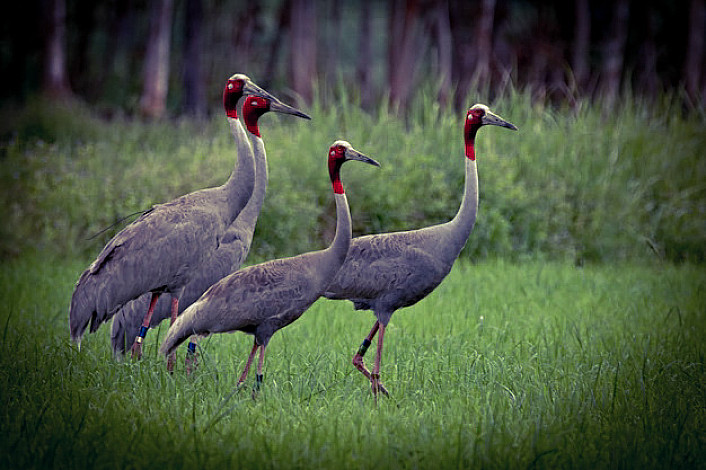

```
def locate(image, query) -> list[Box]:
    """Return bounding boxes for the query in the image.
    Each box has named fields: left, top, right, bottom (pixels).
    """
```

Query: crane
left=323, top=104, right=517, bottom=397
left=159, top=141, right=380, bottom=391
left=69, top=74, right=309, bottom=371
left=110, top=94, right=276, bottom=371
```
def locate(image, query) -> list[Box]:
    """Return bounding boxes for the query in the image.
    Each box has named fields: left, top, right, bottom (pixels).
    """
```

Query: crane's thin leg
left=252, top=344, right=266, bottom=399
left=236, top=341, right=259, bottom=389
left=185, top=336, right=199, bottom=377
left=371, top=323, right=388, bottom=399
left=166, top=296, right=179, bottom=373
left=352, top=321, right=389, bottom=396
left=131, top=293, right=160, bottom=360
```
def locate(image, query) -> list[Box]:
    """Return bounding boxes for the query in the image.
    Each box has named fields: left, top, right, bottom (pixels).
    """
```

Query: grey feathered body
left=160, top=192, right=352, bottom=357
left=109, top=223, right=251, bottom=354
left=323, top=158, right=479, bottom=326
left=69, top=118, right=254, bottom=343
left=110, top=130, right=268, bottom=355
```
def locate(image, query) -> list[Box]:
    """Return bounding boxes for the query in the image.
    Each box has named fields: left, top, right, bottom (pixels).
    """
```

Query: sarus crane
left=110, top=95, right=282, bottom=372
left=160, top=141, right=380, bottom=391
left=69, top=74, right=309, bottom=371
left=323, top=104, right=517, bottom=397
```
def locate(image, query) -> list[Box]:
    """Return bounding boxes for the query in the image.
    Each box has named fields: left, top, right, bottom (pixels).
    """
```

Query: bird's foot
left=370, top=373, right=389, bottom=398
left=185, top=342, right=198, bottom=377
left=130, top=337, right=144, bottom=360
left=166, top=352, right=176, bottom=374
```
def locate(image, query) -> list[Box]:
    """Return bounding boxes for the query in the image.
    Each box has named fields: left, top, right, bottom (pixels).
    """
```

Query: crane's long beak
left=268, top=100, right=311, bottom=120
left=345, top=148, right=381, bottom=168
left=242, top=80, right=278, bottom=102
left=482, top=111, right=518, bottom=131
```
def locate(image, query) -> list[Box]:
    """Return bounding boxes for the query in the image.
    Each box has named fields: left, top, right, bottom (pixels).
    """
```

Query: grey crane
left=69, top=74, right=309, bottom=371
left=323, top=104, right=517, bottom=397
left=110, top=94, right=276, bottom=369
left=160, top=141, right=380, bottom=390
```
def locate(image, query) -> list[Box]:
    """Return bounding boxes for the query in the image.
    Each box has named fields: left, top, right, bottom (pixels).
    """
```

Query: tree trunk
left=684, top=0, right=705, bottom=101
left=42, top=0, right=71, bottom=99
left=356, top=0, right=373, bottom=109
left=572, top=0, right=590, bottom=93
left=289, top=0, right=317, bottom=104
left=140, top=0, right=174, bottom=119
left=474, top=0, right=496, bottom=90
left=637, top=6, right=659, bottom=98
left=431, top=0, right=452, bottom=107
left=325, top=0, right=341, bottom=88
left=388, top=0, right=425, bottom=111
left=183, top=0, right=204, bottom=117
left=449, top=1, right=475, bottom=109
left=601, top=0, right=629, bottom=109
left=265, top=0, right=291, bottom=88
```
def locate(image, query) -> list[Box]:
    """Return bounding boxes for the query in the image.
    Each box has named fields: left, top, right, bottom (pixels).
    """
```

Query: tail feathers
left=110, top=312, right=131, bottom=356
left=69, top=270, right=121, bottom=343
left=110, top=298, right=148, bottom=356
left=69, top=271, right=97, bottom=343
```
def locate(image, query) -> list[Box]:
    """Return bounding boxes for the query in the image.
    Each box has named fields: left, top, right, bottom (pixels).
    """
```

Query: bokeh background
left=1, top=0, right=704, bottom=265
left=2, top=0, right=704, bottom=114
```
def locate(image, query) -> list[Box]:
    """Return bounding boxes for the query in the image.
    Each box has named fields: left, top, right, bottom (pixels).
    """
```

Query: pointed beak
left=268, top=99, right=312, bottom=120
left=345, top=148, right=381, bottom=167
left=242, top=80, right=278, bottom=102
left=482, top=111, right=518, bottom=131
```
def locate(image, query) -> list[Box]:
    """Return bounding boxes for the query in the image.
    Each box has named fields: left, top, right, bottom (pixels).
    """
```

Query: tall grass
left=1, top=89, right=704, bottom=262
left=0, top=254, right=704, bottom=469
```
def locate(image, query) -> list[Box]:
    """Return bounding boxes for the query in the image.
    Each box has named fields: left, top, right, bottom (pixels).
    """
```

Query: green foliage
left=1, top=256, right=704, bottom=468
left=1, top=89, right=704, bottom=263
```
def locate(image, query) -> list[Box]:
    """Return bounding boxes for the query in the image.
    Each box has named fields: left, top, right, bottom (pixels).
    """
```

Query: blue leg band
left=139, top=326, right=149, bottom=338
left=357, top=338, right=371, bottom=357
left=187, top=342, right=197, bottom=355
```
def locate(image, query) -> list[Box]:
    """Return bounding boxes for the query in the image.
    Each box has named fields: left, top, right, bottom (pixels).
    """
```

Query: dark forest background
left=2, top=0, right=704, bottom=116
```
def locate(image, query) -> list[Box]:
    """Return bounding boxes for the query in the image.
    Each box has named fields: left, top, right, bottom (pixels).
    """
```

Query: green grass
left=1, top=255, right=704, bottom=469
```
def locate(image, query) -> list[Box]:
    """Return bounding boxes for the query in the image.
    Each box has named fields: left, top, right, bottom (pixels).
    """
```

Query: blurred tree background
left=1, top=0, right=704, bottom=264
left=2, top=0, right=704, bottom=115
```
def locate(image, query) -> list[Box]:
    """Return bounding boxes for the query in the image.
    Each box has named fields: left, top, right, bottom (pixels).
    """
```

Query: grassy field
left=1, top=254, right=704, bottom=469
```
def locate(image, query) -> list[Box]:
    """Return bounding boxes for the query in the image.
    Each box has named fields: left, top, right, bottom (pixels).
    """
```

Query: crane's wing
left=70, top=192, right=226, bottom=342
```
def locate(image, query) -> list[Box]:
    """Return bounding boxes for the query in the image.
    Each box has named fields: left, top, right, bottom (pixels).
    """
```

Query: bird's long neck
left=446, top=132, right=479, bottom=256
left=222, top=116, right=256, bottom=224
left=234, top=131, right=268, bottom=242
left=323, top=192, right=352, bottom=271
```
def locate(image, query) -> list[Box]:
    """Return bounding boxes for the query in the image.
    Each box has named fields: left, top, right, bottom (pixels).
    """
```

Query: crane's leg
left=185, top=336, right=201, bottom=377
left=166, top=296, right=179, bottom=373
left=370, top=323, right=388, bottom=399
left=352, top=321, right=389, bottom=397
left=236, top=341, right=259, bottom=389
left=130, top=293, right=160, bottom=360
left=252, top=344, right=266, bottom=399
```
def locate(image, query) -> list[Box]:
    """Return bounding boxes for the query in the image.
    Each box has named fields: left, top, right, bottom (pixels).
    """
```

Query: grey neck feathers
left=222, top=117, right=256, bottom=224
left=234, top=132, right=269, bottom=244
left=323, top=192, right=352, bottom=274
left=446, top=157, right=479, bottom=255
